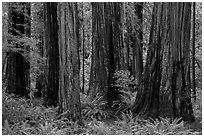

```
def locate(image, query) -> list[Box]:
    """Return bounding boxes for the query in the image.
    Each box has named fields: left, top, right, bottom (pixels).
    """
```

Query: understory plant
left=2, top=88, right=201, bottom=135
left=141, top=117, right=201, bottom=135
left=112, top=70, right=138, bottom=115
left=2, top=92, right=86, bottom=135
left=80, top=93, right=109, bottom=120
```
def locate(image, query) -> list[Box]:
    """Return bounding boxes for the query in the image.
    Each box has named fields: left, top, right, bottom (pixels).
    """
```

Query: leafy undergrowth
left=2, top=92, right=201, bottom=135
left=192, top=88, right=202, bottom=119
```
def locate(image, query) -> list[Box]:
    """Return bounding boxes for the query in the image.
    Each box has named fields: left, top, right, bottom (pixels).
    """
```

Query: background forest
left=1, top=2, right=202, bottom=135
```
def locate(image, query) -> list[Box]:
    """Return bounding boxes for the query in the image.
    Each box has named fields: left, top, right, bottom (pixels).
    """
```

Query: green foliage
left=113, top=70, right=137, bottom=91
left=85, top=120, right=115, bottom=135
left=78, top=2, right=92, bottom=94
left=112, top=92, right=136, bottom=115
left=2, top=92, right=85, bottom=135
left=113, top=111, right=140, bottom=134
left=141, top=117, right=201, bottom=135
left=80, top=93, right=109, bottom=120
left=85, top=112, right=201, bottom=135
left=112, top=70, right=137, bottom=114
left=192, top=88, right=202, bottom=119
left=2, top=2, right=202, bottom=135
left=5, top=34, right=44, bottom=93
left=2, top=91, right=200, bottom=135
left=2, top=92, right=30, bottom=123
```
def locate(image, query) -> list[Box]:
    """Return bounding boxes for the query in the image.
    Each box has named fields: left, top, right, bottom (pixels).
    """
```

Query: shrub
left=85, top=120, right=115, bottom=135
left=140, top=117, right=201, bottom=135
left=2, top=92, right=30, bottom=123
left=112, top=70, right=138, bottom=115
left=80, top=93, right=109, bottom=120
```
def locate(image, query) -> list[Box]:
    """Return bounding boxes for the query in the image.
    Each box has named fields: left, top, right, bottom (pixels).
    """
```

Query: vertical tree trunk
left=58, top=2, right=82, bottom=123
left=35, top=3, right=45, bottom=98
left=88, top=3, right=109, bottom=100
left=132, top=3, right=168, bottom=117
left=82, top=3, right=85, bottom=94
left=122, top=3, right=128, bottom=70
left=126, top=11, right=132, bottom=73
left=132, top=2, right=143, bottom=84
left=192, top=2, right=196, bottom=101
left=89, top=2, right=125, bottom=106
left=169, top=2, right=194, bottom=122
left=106, top=2, right=127, bottom=106
left=112, top=2, right=125, bottom=70
left=6, top=2, right=30, bottom=98
left=43, top=2, right=59, bottom=107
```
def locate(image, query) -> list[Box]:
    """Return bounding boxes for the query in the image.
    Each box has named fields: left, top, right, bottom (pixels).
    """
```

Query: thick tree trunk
left=43, top=2, right=59, bottom=107
left=58, top=2, right=82, bottom=123
left=106, top=2, right=127, bottom=106
left=88, top=3, right=109, bottom=101
left=169, top=2, right=194, bottom=122
left=112, top=3, right=125, bottom=70
left=6, top=3, right=30, bottom=98
left=88, top=2, right=125, bottom=106
left=132, top=3, right=168, bottom=117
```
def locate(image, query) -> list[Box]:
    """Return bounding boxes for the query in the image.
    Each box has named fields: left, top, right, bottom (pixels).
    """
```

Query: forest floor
left=2, top=89, right=202, bottom=135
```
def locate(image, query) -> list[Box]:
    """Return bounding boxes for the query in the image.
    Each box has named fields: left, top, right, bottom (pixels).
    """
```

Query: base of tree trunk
left=6, top=51, right=30, bottom=98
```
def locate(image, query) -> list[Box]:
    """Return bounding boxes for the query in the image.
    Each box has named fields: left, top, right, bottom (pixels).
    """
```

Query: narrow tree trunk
left=132, top=2, right=143, bottom=84
left=82, top=3, right=85, bottom=94
left=122, top=3, right=128, bottom=70
left=43, top=2, right=59, bottom=107
left=192, top=2, right=196, bottom=101
left=35, top=4, right=45, bottom=98
left=58, top=2, right=82, bottom=124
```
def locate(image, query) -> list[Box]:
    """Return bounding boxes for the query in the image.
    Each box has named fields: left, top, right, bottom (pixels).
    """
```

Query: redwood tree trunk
left=132, top=3, right=168, bottom=117
left=88, top=2, right=109, bottom=101
left=106, top=2, right=126, bottom=106
left=169, top=2, right=194, bottom=122
left=43, top=2, right=59, bottom=107
left=192, top=2, right=196, bottom=101
left=88, top=2, right=126, bottom=106
left=58, top=2, right=82, bottom=123
left=132, top=2, right=143, bottom=84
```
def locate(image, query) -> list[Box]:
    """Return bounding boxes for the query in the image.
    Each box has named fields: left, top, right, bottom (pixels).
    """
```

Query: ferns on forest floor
left=80, top=93, right=109, bottom=120
left=2, top=91, right=201, bottom=135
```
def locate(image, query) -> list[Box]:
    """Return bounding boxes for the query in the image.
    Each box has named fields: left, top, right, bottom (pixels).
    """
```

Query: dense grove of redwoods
left=2, top=2, right=201, bottom=125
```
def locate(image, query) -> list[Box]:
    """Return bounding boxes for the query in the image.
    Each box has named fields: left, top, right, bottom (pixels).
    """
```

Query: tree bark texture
left=88, top=3, right=109, bottom=100
left=88, top=2, right=126, bottom=106
left=192, top=2, right=196, bottom=101
left=169, top=2, right=194, bottom=122
left=6, top=2, right=30, bottom=98
left=43, top=2, right=59, bottom=107
left=106, top=2, right=127, bottom=106
left=57, top=2, right=82, bottom=123
left=112, top=3, right=125, bottom=70
left=132, top=3, right=168, bottom=117
left=132, top=2, right=143, bottom=84
left=122, top=3, right=128, bottom=70
left=82, top=3, right=85, bottom=94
